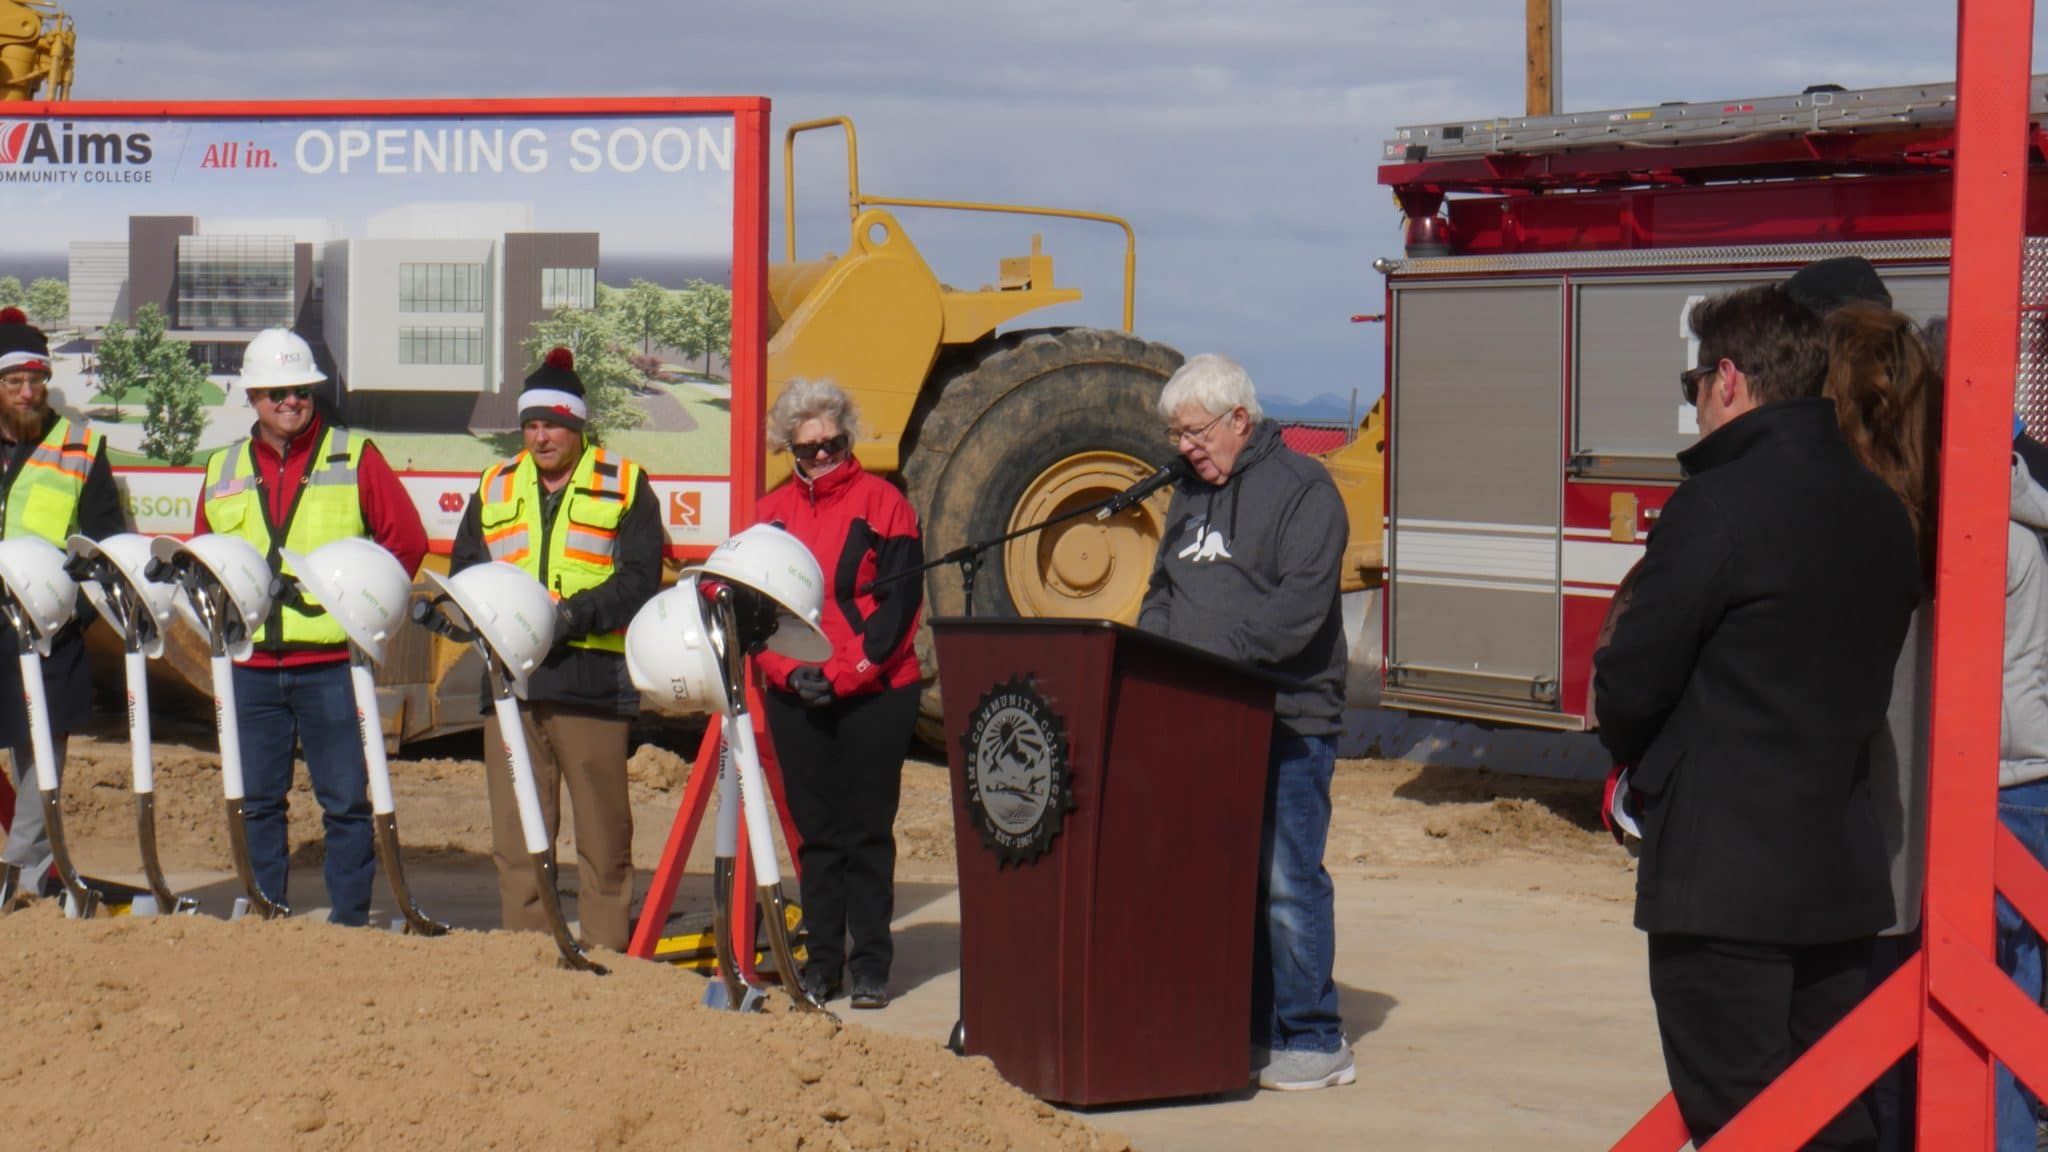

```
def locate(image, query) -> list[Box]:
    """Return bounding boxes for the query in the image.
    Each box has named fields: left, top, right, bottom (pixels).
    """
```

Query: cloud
left=39, top=0, right=2048, bottom=401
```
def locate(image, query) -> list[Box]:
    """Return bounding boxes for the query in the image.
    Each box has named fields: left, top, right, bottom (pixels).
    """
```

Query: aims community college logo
left=0, top=121, right=154, bottom=166
left=960, top=676, right=1072, bottom=867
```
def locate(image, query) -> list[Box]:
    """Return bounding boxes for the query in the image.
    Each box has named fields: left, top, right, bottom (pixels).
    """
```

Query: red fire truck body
left=1371, top=77, right=2048, bottom=733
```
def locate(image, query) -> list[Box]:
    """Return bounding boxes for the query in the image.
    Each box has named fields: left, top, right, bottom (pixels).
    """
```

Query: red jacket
left=193, top=414, right=428, bottom=668
left=754, top=455, right=923, bottom=697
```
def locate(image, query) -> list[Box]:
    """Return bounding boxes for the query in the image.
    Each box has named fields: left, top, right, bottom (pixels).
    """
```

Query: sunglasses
left=791, top=433, right=850, bottom=460
left=253, top=386, right=315, bottom=402
left=1679, top=362, right=1719, bottom=407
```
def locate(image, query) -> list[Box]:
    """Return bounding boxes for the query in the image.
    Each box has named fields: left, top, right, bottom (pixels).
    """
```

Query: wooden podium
left=932, top=617, right=1279, bottom=1105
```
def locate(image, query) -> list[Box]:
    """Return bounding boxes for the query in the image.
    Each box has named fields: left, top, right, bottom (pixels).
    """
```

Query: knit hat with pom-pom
left=0, top=307, right=51, bottom=377
left=519, top=346, right=586, bottom=430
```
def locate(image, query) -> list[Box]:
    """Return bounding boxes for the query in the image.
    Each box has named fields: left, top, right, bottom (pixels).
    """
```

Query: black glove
left=553, top=597, right=589, bottom=643
left=788, top=665, right=835, bottom=709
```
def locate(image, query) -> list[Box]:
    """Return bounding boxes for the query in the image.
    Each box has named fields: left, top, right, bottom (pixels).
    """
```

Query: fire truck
left=1370, top=75, right=2045, bottom=734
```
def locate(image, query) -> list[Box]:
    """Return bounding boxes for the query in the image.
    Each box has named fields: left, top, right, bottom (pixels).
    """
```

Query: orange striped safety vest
left=475, top=446, right=641, bottom=654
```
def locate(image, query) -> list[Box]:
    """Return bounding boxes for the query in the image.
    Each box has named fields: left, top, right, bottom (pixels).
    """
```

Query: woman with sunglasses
left=752, top=378, right=924, bottom=1010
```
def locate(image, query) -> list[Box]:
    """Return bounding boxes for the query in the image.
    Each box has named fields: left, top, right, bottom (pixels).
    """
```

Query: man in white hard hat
left=0, top=307, right=122, bottom=901
left=192, top=327, right=427, bottom=926
left=450, top=347, right=661, bottom=952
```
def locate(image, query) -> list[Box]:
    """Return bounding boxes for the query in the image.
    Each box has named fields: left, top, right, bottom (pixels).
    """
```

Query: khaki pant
left=484, top=705, right=634, bottom=952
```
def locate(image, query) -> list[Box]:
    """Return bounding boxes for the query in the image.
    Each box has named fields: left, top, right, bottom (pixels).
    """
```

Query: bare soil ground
left=0, top=720, right=1642, bottom=1150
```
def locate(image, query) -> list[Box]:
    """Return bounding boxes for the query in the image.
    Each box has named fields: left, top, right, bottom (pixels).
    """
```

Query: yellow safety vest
left=476, top=446, right=640, bottom=654
left=2, top=415, right=102, bottom=547
left=202, top=426, right=367, bottom=649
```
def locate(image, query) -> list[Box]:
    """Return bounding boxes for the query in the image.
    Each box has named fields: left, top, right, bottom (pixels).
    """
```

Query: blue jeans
left=1252, top=728, right=1344, bottom=1054
left=234, top=661, right=376, bottom=926
left=1996, top=777, right=2048, bottom=1152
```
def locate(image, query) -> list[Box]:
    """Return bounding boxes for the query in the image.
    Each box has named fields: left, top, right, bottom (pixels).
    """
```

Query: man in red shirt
left=192, top=328, right=426, bottom=925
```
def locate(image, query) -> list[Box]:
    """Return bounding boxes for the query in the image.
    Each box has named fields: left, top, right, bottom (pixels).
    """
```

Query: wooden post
left=1526, top=0, right=1558, bottom=116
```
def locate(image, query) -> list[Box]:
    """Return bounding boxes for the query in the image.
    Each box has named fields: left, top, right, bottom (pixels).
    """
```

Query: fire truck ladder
left=1383, top=74, right=2048, bottom=162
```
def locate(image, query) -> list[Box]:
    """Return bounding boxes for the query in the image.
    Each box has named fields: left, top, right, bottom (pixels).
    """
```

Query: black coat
left=1594, top=398, right=1919, bottom=945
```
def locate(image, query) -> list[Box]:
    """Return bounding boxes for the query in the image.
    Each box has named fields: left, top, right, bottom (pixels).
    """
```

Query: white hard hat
left=239, top=328, right=325, bottom=391
left=278, top=538, right=412, bottom=665
left=152, top=534, right=274, bottom=662
left=625, top=576, right=730, bottom=716
left=682, top=524, right=831, bottom=662
left=419, top=562, right=555, bottom=698
left=67, top=533, right=176, bottom=658
left=0, top=537, right=76, bottom=656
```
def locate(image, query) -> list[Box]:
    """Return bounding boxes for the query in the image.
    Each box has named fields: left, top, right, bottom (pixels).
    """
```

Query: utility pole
left=1526, top=0, right=1559, bottom=115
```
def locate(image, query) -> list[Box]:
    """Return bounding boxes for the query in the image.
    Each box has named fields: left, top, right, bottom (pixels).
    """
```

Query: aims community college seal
left=960, top=676, right=1071, bottom=867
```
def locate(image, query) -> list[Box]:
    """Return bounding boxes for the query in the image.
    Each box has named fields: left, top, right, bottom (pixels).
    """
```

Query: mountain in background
left=1263, top=391, right=1363, bottom=422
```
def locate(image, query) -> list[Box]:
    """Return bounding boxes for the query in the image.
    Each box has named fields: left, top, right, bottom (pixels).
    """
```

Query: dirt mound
left=1326, top=759, right=1617, bottom=869
left=0, top=903, right=1128, bottom=1151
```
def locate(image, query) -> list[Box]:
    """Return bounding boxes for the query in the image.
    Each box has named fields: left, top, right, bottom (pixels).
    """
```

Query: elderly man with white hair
left=1137, top=352, right=1352, bottom=1091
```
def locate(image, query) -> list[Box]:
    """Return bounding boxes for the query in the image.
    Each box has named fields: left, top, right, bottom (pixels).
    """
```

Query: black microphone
left=1096, top=457, right=1190, bottom=521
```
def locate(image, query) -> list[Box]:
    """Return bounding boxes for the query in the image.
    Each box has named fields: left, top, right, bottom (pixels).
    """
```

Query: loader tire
left=901, top=327, right=1184, bottom=746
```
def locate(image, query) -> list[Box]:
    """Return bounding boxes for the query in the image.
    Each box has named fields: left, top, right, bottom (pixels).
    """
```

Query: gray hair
left=1157, top=353, right=1263, bottom=424
left=766, top=377, right=860, bottom=452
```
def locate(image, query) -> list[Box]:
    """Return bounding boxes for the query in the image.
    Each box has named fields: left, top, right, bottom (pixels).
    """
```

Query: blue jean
left=1996, top=777, right=2048, bottom=1152
left=234, top=661, right=376, bottom=926
left=1251, top=728, right=1344, bottom=1054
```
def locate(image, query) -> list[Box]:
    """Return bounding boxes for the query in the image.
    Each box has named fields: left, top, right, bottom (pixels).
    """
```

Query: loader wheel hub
left=1005, top=451, right=1164, bottom=621
left=1051, top=527, right=1113, bottom=592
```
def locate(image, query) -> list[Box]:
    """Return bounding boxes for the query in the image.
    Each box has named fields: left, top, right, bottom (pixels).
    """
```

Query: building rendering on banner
left=66, top=204, right=598, bottom=430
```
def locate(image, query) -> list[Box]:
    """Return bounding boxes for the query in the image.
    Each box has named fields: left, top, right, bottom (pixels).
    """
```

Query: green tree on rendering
left=0, top=277, right=23, bottom=310
left=523, top=308, right=645, bottom=441
left=25, top=278, right=67, bottom=329
left=617, top=278, right=678, bottom=358
left=674, top=281, right=731, bottom=379
left=98, top=304, right=206, bottom=461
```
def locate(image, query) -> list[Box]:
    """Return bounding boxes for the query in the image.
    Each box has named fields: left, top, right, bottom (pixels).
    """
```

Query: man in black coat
left=1595, top=283, right=1920, bottom=1150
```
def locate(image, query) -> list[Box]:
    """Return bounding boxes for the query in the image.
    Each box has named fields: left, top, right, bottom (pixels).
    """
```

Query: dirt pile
left=0, top=904, right=1128, bottom=1152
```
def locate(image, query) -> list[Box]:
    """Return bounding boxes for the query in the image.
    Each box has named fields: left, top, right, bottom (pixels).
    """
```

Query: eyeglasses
left=1679, top=362, right=1719, bottom=407
left=1165, top=410, right=1230, bottom=446
left=791, top=433, right=849, bottom=460
left=0, top=373, right=47, bottom=393
left=252, top=386, right=315, bottom=403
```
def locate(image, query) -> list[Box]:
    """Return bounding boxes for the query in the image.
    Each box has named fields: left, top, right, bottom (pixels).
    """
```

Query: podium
left=933, top=617, right=1279, bottom=1106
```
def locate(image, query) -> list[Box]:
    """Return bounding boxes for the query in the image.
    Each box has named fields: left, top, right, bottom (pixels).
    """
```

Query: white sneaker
left=1257, top=1046, right=1357, bottom=1091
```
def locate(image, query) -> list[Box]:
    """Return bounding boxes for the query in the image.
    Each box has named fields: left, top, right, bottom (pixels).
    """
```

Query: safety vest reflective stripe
left=206, top=448, right=250, bottom=501
left=480, top=456, right=532, bottom=564
left=4, top=417, right=101, bottom=547
left=307, top=428, right=354, bottom=486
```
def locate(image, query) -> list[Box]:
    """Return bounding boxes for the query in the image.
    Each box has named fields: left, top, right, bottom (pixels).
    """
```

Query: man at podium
left=1137, top=353, right=1354, bottom=1092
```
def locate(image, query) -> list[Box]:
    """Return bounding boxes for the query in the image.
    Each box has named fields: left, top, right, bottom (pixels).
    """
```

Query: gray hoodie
left=1137, top=419, right=1349, bottom=736
left=2003, top=456, right=2048, bottom=787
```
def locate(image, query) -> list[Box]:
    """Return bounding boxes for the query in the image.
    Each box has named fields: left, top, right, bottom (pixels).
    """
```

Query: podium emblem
left=960, top=676, right=1071, bottom=866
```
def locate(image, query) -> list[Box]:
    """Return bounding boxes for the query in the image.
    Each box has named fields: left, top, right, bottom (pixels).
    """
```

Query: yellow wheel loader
left=769, top=118, right=1385, bottom=739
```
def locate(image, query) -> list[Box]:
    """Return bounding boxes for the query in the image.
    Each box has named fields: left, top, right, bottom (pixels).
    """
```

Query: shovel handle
left=725, top=709, right=783, bottom=888
left=491, top=695, right=549, bottom=857
left=18, top=651, right=56, bottom=793
left=126, top=649, right=152, bottom=795
left=210, top=655, right=245, bottom=801
left=349, top=660, right=396, bottom=816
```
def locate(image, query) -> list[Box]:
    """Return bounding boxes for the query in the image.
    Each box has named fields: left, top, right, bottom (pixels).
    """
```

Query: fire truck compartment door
left=1389, top=282, right=1563, bottom=709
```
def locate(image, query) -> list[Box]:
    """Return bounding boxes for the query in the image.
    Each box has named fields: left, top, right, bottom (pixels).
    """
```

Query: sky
left=37, top=0, right=2048, bottom=408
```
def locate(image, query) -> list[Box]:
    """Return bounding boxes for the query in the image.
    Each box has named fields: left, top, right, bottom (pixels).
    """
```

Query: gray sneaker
left=1257, top=1046, right=1357, bottom=1091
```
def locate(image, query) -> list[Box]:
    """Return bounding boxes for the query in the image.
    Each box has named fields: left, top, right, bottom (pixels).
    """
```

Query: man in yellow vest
left=0, top=307, right=122, bottom=901
left=193, top=328, right=427, bottom=925
left=450, top=347, right=660, bottom=951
